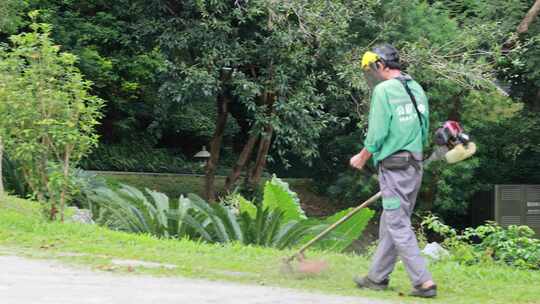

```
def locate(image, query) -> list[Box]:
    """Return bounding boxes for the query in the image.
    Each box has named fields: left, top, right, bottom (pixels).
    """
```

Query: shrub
left=422, top=215, right=540, bottom=270
left=0, top=17, right=104, bottom=220
left=79, top=144, right=195, bottom=174
left=88, top=176, right=375, bottom=252
left=1, top=154, right=30, bottom=197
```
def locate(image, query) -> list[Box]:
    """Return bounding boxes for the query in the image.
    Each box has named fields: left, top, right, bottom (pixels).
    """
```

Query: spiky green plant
left=89, top=178, right=374, bottom=252
left=1, top=154, right=30, bottom=197
left=89, top=184, right=170, bottom=236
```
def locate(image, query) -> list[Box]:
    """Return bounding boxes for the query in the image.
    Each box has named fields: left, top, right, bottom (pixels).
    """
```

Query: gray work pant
left=367, top=152, right=432, bottom=287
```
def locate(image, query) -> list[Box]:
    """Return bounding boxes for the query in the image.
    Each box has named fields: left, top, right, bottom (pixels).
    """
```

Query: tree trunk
left=448, top=93, right=463, bottom=122
left=517, top=0, right=540, bottom=34
left=536, top=89, right=540, bottom=110
left=59, top=147, right=71, bottom=222
left=40, top=137, right=50, bottom=203
left=248, top=125, right=274, bottom=186
left=0, top=136, right=4, bottom=196
left=246, top=92, right=276, bottom=186
left=204, top=91, right=230, bottom=202
left=503, top=0, right=540, bottom=51
left=224, top=133, right=259, bottom=192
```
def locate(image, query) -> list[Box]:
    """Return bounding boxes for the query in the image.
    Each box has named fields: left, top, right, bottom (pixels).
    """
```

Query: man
left=349, top=44, right=437, bottom=298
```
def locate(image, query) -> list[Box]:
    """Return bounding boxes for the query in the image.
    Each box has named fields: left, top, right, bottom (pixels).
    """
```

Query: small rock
left=67, top=207, right=94, bottom=224
left=422, top=242, right=449, bottom=261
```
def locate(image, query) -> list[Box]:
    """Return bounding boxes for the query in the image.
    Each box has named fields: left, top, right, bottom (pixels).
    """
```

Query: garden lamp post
left=194, top=145, right=211, bottom=167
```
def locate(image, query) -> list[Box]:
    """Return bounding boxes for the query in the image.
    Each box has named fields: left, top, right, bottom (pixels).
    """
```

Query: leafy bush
left=1, top=154, right=30, bottom=197
left=89, top=185, right=172, bottom=236
left=88, top=183, right=318, bottom=247
left=80, top=144, right=197, bottom=174
left=80, top=143, right=237, bottom=175
left=69, top=169, right=108, bottom=209
left=88, top=176, right=375, bottom=252
left=422, top=215, right=540, bottom=270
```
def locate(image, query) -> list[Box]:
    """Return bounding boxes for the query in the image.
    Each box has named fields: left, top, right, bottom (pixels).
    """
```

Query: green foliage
left=89, top=177, right=373, bottom=252
left=3, top=0, right=535, bottom=229
left=221, top=178, right=374, bottom=251
left=0, top=0, right=27, bottom=34
left=22, top=1, right=169, bottom=144
left=240, top=207, right=325, bottom=249
left=0, top=15, right=104, bottom=219
left=423, top=156, right=482, bottom=220
left=234, top=194, right=257, bottom=219
left=80, top=144, right=196, bottom=173
left=88, top=183, right=318, bottom=248
left=422, top=215, right=540, bottom=270
left=324, top=171, right=380, bottom=209
left=1, top=154, right=30, bottom=197
left=262, top=176, right=306, bottom=222
left=69, top=169, right=107, bottom=210
left=309, top=207, right=375, bottom=252
left=89, top=184, right=167, bottom=235
left=150, top=0, right=373, bottom=165
left=179, top=193, right=244, bottom=243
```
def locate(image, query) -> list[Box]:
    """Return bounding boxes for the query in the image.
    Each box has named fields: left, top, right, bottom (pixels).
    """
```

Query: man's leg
left=379, top=162, right=432, bottom=287
left=357, top=165, right=400, bottom=289
left=367, top=197, right=398, bottom=284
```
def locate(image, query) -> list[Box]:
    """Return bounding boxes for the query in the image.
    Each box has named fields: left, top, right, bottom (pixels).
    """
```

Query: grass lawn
left=1, top=194, right=539, bottom=304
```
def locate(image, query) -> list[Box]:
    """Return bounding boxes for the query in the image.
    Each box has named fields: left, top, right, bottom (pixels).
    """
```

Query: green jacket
left=363, top=77, right=429, bottom=166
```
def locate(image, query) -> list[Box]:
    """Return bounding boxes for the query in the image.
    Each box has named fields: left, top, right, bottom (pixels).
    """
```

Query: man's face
left=363, top=61, right=388, bottom=90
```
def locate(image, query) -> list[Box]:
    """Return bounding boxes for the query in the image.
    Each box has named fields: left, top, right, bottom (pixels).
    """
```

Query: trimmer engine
left=434, top=120, right=471, bottom=148
left=427, top=120, right=476, bottom=165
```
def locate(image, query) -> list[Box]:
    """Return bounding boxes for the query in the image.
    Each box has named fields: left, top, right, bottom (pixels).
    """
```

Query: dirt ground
left=0, top=255, right=392, bottom=304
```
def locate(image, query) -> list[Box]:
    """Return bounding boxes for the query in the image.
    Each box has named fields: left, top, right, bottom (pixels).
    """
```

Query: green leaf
left=306, top=208, right=375, bottom=253
left=237, top=195, right=257, bottom=219
left=262, top=175, right=306, bottom=222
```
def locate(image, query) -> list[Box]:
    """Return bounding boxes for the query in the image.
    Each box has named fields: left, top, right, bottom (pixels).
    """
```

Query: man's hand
left=350, top=148, right=372, bottom=170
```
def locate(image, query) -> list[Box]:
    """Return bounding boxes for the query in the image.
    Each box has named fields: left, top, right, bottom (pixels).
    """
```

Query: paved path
left=0, top=256, right=391, bottom=304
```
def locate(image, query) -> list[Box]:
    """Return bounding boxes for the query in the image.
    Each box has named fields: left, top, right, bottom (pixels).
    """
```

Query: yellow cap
left=361, top=51, right=379, bottom=70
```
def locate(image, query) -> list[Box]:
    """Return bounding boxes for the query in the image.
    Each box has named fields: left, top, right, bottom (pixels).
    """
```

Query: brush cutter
left=282, top=121, right=477, bottom=275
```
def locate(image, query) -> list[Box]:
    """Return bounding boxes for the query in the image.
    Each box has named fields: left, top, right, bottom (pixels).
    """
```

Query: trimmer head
left=280, top=253, right=328, bottom=276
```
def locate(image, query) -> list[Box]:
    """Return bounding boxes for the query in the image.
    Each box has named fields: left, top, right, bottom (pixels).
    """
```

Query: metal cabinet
left=495, top=185, right=540, bottom=237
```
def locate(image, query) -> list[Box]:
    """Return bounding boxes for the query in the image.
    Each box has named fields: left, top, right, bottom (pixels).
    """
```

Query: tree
left=0, top=137, right=3, bottom=196
left=304, top=0, right=525, bottom=217
left=517, top=0, right=540, bottom=34
left=0, top=14, right=104, bottom=220
left=0, top=0, right=27, bottom=34
left=143, top=0, right=375, bottom=201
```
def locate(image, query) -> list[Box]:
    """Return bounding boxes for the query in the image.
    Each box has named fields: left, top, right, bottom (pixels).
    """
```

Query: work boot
left=410, top=284, right=437, bottom=298
left=353, top=276, right=389, bottom=291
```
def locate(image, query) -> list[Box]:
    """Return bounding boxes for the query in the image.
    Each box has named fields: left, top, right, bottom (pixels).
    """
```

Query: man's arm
left=363, top=87, right=391, bottom=154
left=350, top=86, right=390, bottom=170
